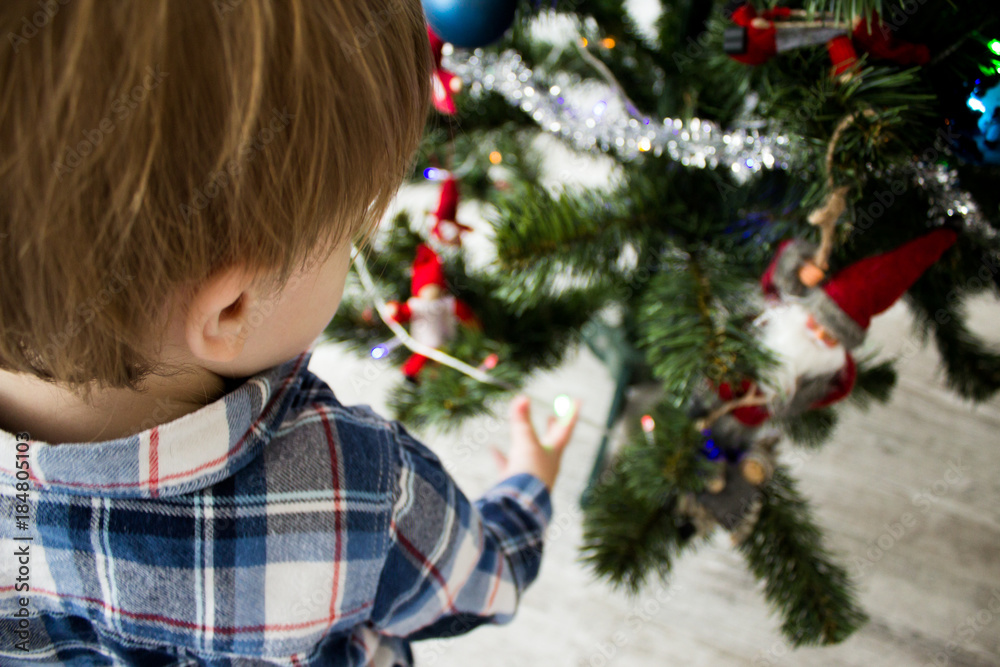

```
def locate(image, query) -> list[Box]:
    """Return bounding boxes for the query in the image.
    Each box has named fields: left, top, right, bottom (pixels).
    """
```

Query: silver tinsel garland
left=908, top=162, right=997, bottom=243
left=444, top=48, right=998, bottom=243
left=446, top=48, right=797, bottom=179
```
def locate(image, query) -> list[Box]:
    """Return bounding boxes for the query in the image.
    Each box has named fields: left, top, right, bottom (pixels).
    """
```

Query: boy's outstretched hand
left=491, top=395, right=580, bottom=492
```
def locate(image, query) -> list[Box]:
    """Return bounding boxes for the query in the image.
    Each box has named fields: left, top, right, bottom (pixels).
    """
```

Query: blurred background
left=319, top=1, right=1000, bottom=664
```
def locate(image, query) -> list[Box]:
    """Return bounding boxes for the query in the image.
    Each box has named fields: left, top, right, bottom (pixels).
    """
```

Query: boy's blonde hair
left=0, top=0, right=431, bottom=393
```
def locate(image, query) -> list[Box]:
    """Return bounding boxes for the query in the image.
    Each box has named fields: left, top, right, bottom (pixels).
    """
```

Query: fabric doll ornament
left=679, top=434, right=779, bottom=545
left=430, top=177, right=473, bottom=246
left=704, top=228, right=958, bottom=431
left=386, top=244, right=477, bottom=380
left=428, top=26, right=462, bottom=115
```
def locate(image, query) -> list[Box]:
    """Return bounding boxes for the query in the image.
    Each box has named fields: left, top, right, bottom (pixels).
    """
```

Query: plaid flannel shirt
left=0, top=351, right=552, bottom=665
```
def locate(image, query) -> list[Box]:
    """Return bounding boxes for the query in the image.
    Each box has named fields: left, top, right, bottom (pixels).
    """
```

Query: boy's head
left=0, top=0, right=431, bottom=394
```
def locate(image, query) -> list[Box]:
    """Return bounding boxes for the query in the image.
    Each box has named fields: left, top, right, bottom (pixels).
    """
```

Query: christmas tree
left=327, top=0, right=1000, bottom=647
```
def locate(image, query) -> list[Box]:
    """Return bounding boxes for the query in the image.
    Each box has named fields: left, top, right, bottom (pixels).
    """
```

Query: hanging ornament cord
left=351, top=245, right=609, bottom=435
left=573, top=36, right=642, bottom=118
left=351, top=246, right=510, bottom=388
left=808, top=108, right=877, bottom=270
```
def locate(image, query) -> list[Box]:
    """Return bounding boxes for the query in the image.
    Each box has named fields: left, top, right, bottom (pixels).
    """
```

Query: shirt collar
left=0, top=351, right=311, bottom=498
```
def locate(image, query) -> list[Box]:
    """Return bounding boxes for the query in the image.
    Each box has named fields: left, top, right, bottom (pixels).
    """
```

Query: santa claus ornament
left=386, top=244, right=477, bottom=380
left=724, top=3, right=930, bottom=79
left=702, top=228, right=958, bottom=436
left=430, top=176, right=473, bottom=245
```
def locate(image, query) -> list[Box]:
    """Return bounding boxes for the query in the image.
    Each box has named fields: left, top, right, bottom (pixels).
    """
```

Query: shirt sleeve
left=369, top=420, right=552, bottom=640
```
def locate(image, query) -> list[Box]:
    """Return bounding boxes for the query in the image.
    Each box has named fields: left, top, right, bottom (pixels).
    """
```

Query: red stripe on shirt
left=390, top=519, right=457, bottom=612
left=26, top=439, right=40, bottom=486
left=318, top=408, right=343, bottom=624
left=149, top=426, right=159, bottom=498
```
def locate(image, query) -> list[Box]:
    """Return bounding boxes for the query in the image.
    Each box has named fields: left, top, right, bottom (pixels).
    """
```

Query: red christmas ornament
left=724, top=5, right=929, bottom=79
left=714, top=228, right=957, bottom=428
left=428, top=27, right=462, bottom=115
left=430, top=177, right=473, bottom=245
left=386, top=244, right=478, bottom=380
left=804, top=228, right=957, bottom=348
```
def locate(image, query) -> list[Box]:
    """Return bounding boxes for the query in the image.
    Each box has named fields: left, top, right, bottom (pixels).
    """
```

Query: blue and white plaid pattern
left=0, top=351, right=551, bottom=665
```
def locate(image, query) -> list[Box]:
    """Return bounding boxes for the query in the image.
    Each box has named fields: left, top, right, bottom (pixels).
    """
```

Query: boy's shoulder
left=248, top=351, right=413, bottom=503
left=0, top=350, right=429, bottom=660
left=279, top=351, right=443, bottom=479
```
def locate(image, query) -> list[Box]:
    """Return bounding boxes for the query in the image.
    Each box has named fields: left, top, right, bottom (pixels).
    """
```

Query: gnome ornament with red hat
left=428, top=26, right=462, bottom=115
left=386, top=243, right=478, bottom=381
left=702, top=228, right=958, bottom=433
left=724, top=3, right=930, bottom=80
left=430, top=176, right=473, bottom=246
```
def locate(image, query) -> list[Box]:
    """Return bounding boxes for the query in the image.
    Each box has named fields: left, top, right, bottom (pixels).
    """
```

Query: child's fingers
left=509, top=394, right=538, bottom=444
left=545, top=399, right=581, bottom=450
left=490, top=446, right=508, bottom=473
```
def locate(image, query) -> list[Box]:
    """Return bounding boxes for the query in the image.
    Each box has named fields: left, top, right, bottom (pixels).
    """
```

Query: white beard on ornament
left=754, top=301, right=848, bottom=402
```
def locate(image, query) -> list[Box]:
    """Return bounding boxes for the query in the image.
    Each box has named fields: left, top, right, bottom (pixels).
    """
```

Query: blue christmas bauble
left=423, top=0, right=518, bottom=49
left=966, top=80, right=1000, bottom=165
left=946, top=76, right=1000, bottom=166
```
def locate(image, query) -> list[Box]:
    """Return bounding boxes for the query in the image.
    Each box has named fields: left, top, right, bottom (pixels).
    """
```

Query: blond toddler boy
left=0, top=1, right=577, bottom=664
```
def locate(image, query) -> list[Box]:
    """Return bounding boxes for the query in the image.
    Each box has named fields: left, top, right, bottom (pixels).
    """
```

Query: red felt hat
left=826, top=35, right=858, bottom=77
left=434, top=177, right=460, bottom=222
left=411, top=243, right=447, bottom=294
left=805, top=228, right=957, bottom=349
left=428, top=26, right=445, bottom=68
left=428, top=26, right=459, bottom=115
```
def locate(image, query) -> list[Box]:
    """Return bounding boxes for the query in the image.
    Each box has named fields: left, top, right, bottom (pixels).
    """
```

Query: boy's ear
left=184, top=266, right=258, bottom=363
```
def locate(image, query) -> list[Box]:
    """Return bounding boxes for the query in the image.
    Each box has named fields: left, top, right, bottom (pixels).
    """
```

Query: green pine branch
left=580, top=463, right=691, bottom=594
left=739, top=466, right=869, bottom=646
left=388, top=330, right=521, bottom=431
left=848, top=356, right=898, bottom=409
left=777, top=407, right=839, bottom=448
left=637, top=250, right=773, bottom=399
left=581, top=402, right=711, bottom=592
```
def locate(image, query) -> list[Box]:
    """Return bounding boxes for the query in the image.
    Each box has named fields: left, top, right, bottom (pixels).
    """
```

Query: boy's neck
left=0, top=364, right=230, bottom=444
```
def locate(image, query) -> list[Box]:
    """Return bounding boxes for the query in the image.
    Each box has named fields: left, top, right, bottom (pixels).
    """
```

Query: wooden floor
left=311, top=293, right=1000, bottom=667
